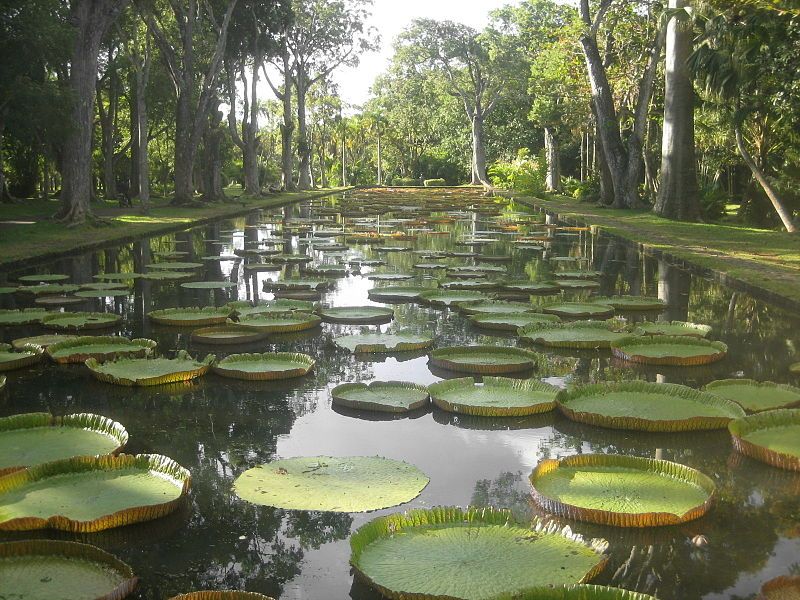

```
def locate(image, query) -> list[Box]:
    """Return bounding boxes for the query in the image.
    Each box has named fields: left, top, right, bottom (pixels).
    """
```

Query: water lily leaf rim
left=85, top=351, right=215, bottom=386
left=40, top=312, right=123, bottom=331
left=589, top=296, right=666, bottom=310
left=333, top=333, right=434, bottom=354
left=168, top=592, right=275, bottom=600
left=317, top=306, right=395, bottom=324
left=633, top=321, right=712, bottom=338
left=429, top=376, right=559, bottom=417
left=213, top=352, right=315, bottom=381
left=610, top=335, right=728, bottom=366
left=190, top=325, right=270, bottom=345
left=428, top=345, right=542, bottom=374
left=46, top=336, right=157, bottom=364
left=704, top=379, right=800, bottom=413
left=331, top=381, right=431, bottom=413
left=148, top=306, right=233, bottom=326
left=517, top=320, right=633, bottom=349
left=237, top=312, right=322, bottom=332
left=728, top=409, right=800, bottom=471
left=0, top=308, right=50, bottom=325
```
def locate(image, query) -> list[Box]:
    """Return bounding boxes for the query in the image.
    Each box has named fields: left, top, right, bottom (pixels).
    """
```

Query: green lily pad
left=501, top=281, right=561, bottom=294
left=0, top=454, right=190, bottom=532
left=10, top=334, right=79, bottom=350
left=213, top=352, right=315, bottom=380
left=93, top=272, right=142, bottom=281
left=553, top=271, right=603, bottom=279
left=75, top=288, right=130, bottom=298
left=459, top=300, right=539, bottom=316
left=153, top=251, right=188, bottom=258
left=350, top=507, right=609, bottom=600
left=429, top=345, right=541, bottom=374
left=0, top=287, right=17, bottom=295
left=470, top=312, right=560, bottom=331
left=80, top=282, right=129, bottom=291
left=147, top=262, right=204, bottom=270
left=264, top=279, right=332, bottom=291
left=190, top=325, right=269, bottom=345
left=611, top=335, right=727, bottom=366
left=333, top=333, right=434, bottom=353
left=633, top=321, right=712, bottom=338
left=46, top=336, right=157, bottom=364
left=729, top=409, right=800, bottom=471
left=180, top=281, right=237, bottom=290
left=318, top=306, right=394, bottom=324
left=228, top=299, right=315, bottom=317
left=301, top=265, right=348, bottom=277
left=419, top=289, right=491, bottom=308
left=238, top=312, right=322, bottom=333
left=558, top=279, right=601, bottom=290
left=234, top=456, right=429, bottom=512
left=17, top=274, right=70, bottom=283
left=705, top=379, right=800, bottom=413
left=414, top=263, right=447, bottom=270
left=41, top=312, right=123, bottom=331
left=331, top=381, right=430, bottom=413
left=168, top=592, right=274, bottom=600
left=0, top=343, right=43, bottom=372
left=267, top=254, right=313, bottom=264
left=505, top=585, right=657, bottom=600
left=557, top=381, right=745, bottom=432
left=530, top=454, right=716, bottom=527
left=34, top=295, right=86, bottom=307
left=429, top=376, right=559, bottom=416
left=591, top=296, right=666, bottom=311
left=447, top=265, right=506, bottom=275
left=0, top=413, right=128, bottom=475
left=540, top=302, right=615, bottom=318
left=243, top=262, right=283, bottom=272
left=0, top=308, right=49, bottom=325
left=367, top=286, right=431, bottom=302
left=17, top=284, right=81, bottom=296
left=148, top=307, right=233, bottom=326
left=518, top=321, right=633, bottom=349
left=86, top=351, right=215, bottom=386
left=440, top=279, right=499, bottom=291
left=367, top=273, right=415, bottom=281
left=0, top=540, right=137, bottom=600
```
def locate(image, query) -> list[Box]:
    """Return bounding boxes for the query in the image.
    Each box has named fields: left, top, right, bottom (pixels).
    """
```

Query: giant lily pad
left=139, top=271, right=195, bottom=281
left=34, top=295, right=85, bottom=307
left=331, top=381, right=430, bottom=413
left=459, top=300, right=540, bottom=316
left=0, top=308, right=49, bottom=325
left=147, top=262, right=204, bottom=270
left=46, top=336, right=157, bottom=364
left=267, top=254, right=313, bottom=264
left=0, top=540, right=137, bottom=600
left=18, top=283, right=80, bottom=295
left=757, top=575, right=800, bottom=600
left=264, top=278, right=331, bottom=291
left=213, top=352, right=314, bottom=381
left=557, top=382, right=745, bottom=432
left=41, top=312, right=123, bottom=331
left=0, top=343, right=43, bottom=372
left=367, top=273, right=415, bottom=282
left=75, top=288, right=131, bottom=298
left=0, top=453, right=190, bottom=532
left=86, top=351, right=214, bottom=386
left=429, top=345, right=540, bottom=374
left=557, top=279, right=601, bottom=290
left=11, top=334, right=79, bottom=350
left=228, top=299, right=315, bottom=317
left=540, top=302, right=615, bottom=318
left=367, top=286, right=431, bottom=302
left=0, top=412, right=128, bottom=475
left=190, top=325, right=269, bottom=345
left=238, top=312, right=322, bottom=332
left=553, top=271, right=603, bottom=280
left=507, top=585, right=657, bottom=600
left=419, top=289, right=491, bottom=308
left=333, top=333, right=434, bottom=353
left=81, top=282, right=129, bottom=291
left=501, top=281, right=561, bottom=295
left=470, top=312, right=560, bottom=332
left=591, top=296, right=666, bottom=311
left=704, top=379, right=800, bottom=413
left=148, top=307, right=233, bottom=326
left=180, top=281, right=237, bottom=290
left=17, top=273, right=70, bottom=283
left=233, top=456, right=429, bottom=512
left=93, top=272, right=142, bottom=281
left=318, top=306, right=394, bottom=324
left=429, top=376, right=559, bottom=416
left=169, top=593, right=274, bottom=600
left=518, top=321, right=632, bottom=349
left=611, top=335, right=727, bottom=366
left=350, top=507, right=609, bottom=600
left=529, top=454, right=716, bottom=527
left=729, top=409, right=800, bottom=471
left=301, top=265, right=348, bottom=277
left=634, top=321, right=711, bottom=338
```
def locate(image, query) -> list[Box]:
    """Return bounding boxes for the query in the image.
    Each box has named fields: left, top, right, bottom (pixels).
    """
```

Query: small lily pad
left=419, top=289, right=491, bottom=308
left=18, top=284, right=80, bottom=296
left=190, top=325, right=269, bottom=345
left=429, top=345, right=541, bottom=374
left=729, top=409, right=800, bottom=471
left=705, top=379, right=800, bottom=413
left=318, top=306, right=394, bottom=324
left=331, top=381, right=430, bottom=413
left=0, top=309, right=49, bottom=325
left=46, top=336, right=157, bottom=364
left=17, top=274, right=70, bottom=283
left=540, top=302, right=615, bottom=318
left=238, top=312, right=322, bottom=333
left=591, top=296, right=666, bottom=311
left=470, top=312, right=560, bottom=331
left=634, top=321, right=711, bottom=338
left=367, top=286, right=431, bottom=302
left=213, top=352, right=315, bottom=380
left=459, top=300, right=540, bottom=316
left=86, top=351, right=214, bottom=386
left=41, top=312, right=122, bottom=331
left=148, top=307, right=233, bottom=326
left=75, top=289, right=131, bottom=298
left=333, top=333, right=434, bottom=353
left=264, top=279, right=332, bottom=291
left=147, top=262, right=204, bottom=270
left=228, top=299, right=315, bottom=317
left=429, top=376, right=559, bottom=416
left=367, top=273, right=415, bottom=281
left=611, top=335, right=727, bottom=366
left=501, top=281, right=561, bottom=295
left=180, top=281, right=237, bottom=290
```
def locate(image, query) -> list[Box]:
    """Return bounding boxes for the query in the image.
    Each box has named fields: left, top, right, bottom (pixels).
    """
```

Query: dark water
left=1, top=190, right=799, bottom=600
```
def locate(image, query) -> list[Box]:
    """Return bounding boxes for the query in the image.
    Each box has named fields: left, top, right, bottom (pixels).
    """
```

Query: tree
left=263, top=26, right=296, bottom=191
left=654, top=0, right=700, bottom=221
left=57, top=0, right=130, bottom=224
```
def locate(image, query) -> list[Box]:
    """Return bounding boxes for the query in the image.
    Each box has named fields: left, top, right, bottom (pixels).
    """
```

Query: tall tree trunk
left=544, top=126, right=561, bottom=192
left=296, top=76, right=312, bottom=190
left=279, top=44, right=295, bottom=191
left=100, top=71, right=119, bottom=200
left=135, top=59, right=150, bottom=209
left=735, top=126, right=797, bottom=233
left=173, top=91, right=194, bottom=203
left=129, top=73, right=140, bottom=197
left=470, top=112, right=490, bottom=186
left=654, top=0, right=700, bottom=221
left=376, top=123, right=383, bottom=185
left=202, top=103, right=225, bottom=202
left=0, top=111, right=10, bottom=203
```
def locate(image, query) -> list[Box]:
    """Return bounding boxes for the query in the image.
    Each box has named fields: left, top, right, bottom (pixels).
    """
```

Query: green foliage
left=423, top=178, right=446, bottom=187
left=700, top=186, right=730, bottom=221
left=562, top=177, right=600, bottom=202
left=489, top=149, right=546, bottom=195
left=392, top=177, right=421, bottom=187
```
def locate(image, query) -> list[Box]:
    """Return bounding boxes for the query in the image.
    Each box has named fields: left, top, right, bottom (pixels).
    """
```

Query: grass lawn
left=516, top=194, right=800, bottom=305
left=0, top=187, right=343, bottom=269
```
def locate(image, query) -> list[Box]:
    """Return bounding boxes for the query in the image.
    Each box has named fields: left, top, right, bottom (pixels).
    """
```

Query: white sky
left=328, top=0, right=514, bottom=106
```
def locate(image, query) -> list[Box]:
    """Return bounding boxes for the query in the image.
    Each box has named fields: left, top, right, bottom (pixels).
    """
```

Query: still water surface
left=1, top=190, right=798, bottom=600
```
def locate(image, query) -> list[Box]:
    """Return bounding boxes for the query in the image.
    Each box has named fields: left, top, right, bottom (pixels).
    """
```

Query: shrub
left=488, top=149, right=545, bottom=195
left=392, top=177, right=421, bottom=187
left=700, top=186, right=730, bottom=222
left=424, top=178, right=447, bottom=187
left=572, top=178, right=600, bottom=202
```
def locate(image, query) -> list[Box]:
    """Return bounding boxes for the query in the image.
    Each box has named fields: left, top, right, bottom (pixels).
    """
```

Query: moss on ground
left=516, top=194, right=800, bottom=305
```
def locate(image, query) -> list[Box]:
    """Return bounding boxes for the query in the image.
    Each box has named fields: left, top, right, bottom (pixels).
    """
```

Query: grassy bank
left=0, top=188, right=343, bottom=270
left=515, top=194, right=800, bottom=306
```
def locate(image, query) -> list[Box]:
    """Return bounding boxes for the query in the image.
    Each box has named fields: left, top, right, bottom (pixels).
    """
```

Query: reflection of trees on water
left=470, top=471, right=533, bottom=521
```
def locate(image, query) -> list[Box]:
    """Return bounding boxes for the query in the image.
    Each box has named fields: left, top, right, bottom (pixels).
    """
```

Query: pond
left=0, top=188, right=798, bottom=600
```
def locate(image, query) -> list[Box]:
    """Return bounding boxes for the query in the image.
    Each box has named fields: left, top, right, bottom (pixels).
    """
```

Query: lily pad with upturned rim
left=17, top=273, right=70, bottom=283
left=264, top=279, right=332, bottom=291
left=93, top=272, right=142, bottom=281
left=529, top=454, right=716, bottom=528
left=728, top=409, right=800, bottom=471
left=75, top=288, right=131, bottom=298
left=46, top=336, right=157, bottom=364
left=0, top=539, right=138, bottom=600
left=190, top=325, right=269, bottom=345
left=367, top=286, right=431, bottom=302
left=318, top=306, right=394, bottom=324
left=17, top=284, right=81, bottom=296
left=0, top=343, right=43, bottom=372
left=331, top=381, right=430, bottom=413
left=228, top=299, right=315, bottom=317
left=704, top=379, right=800, bottom=413
left=233, top=456, right=429, bottom=512
left=86, top=351, right=214, bottom=386
left=139, top=271, right=195, bottom=282
left=213, top=352, right=315, bottom=381
left=611, top=335, right=727, bottom=366
left=469, top=312, right=560, bottom=332
left=557, top=381, right=745, bottom=432
left=80, top=282, right=129, bottom=291
left=0, top=308, right=49, bottom=325
left=0, top=412, right=128, bottom=475
left=591, top=296, right=666, bottom=311
left=539, top=302, right=615, bottom=318
left=180, top=281, right=237, bottom=290
left=557, top=279, right=601, bottom=290
left=459, top=300, right=540, bottom=316
left=333, top=332, right=434, bottom=353
left=0, top=453, right=190, bottom=532
left=367, top=273, right=415, bottom=282
left=429, top=345, right=541, bottom=375
left=168, top=593, right=274, bottom=600
left=148, top=307, right=233, bottom=327
left=34, top=295, right=85, bottom=307
left=238, top=312, right=322, bottom=333
left=41, top=312, right=123, bottom=331
left=501, top=281, right=561, bottom=295
left=504, top=585, right=657, bottom=600
left=350, top=506, right=609, bottom=600
left=518, top=321, right=633, bottom=349
left=757, top=575, right=800, bottom=600
left=419, top=289, right=492, bottom=308
left=429, top=376, right=559, bottom=416
left=11, top=334, right=79, bottom=350
left=440, top=279, right=499, bottom=291
left=634, top=321, right=711, bottom=338
left=147, top=262, right=204, bottom=270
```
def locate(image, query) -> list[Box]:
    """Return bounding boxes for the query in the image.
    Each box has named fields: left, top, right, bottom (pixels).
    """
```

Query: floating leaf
left=238, top=312, right=322, bottom=333
left=17, top=274, right=70, bottom=283
left=591, top=296, right=666, bottom=311
left=429, top=345, right=541, bottom=374
left=518, top=321, right=633, bottom=349
left=264, top=279, right=331, bottom=291
left=41, top=312, right=122, bottom=331
left=539, top=302, right=615, bottom=318
left=429, top=376, right=558, bottom=416
left=75, top=288, right=131, bottom=298
left=17, top=283, right=80, bottom=295
left=169, top=592, right=274, bottom=600
left=633, top=321, right=711, bottom=338
left=10, top=334, right=79, bottom=350
left=419, top=289, right=492, bottom=308
left=190, top=325, right=269, bottom=345
left=227, top=299, right=316, bottom=317
left=558, top=381, right=745, bottom=432
left=148, top=307, right=233, bottom=326
left=331, top=381, right=430, bottom=413
left=501, top=281, right=561, bottom=294
left=729, top=409, right=800, bottom=471
left=0, top=308, right=49, bottom=325
left=350, top=507, right=609, bottom=600
left=0, top=343, right=43, bottom=372
left=500, top=585, right=657, bottom=599
left=611, top=335, right=727, bottom=366
left=93, top=272, right=142, bottom=281
left=147, top=262, right=204, bottom=270
left=34, top=295, right=85, bottom=307
left=213, top=352, right=315, bottom=381
left=367, top=286, right=431, bottom=302
left=333, top=333, right=434, bottom=353
left=139, top=271, right=195, bottom=281
left=0, top=412, right=128, bottom=475
left=318, top=306, right=394, bottom=324
left=46, top=336, right=157, bottom=364
left=367, top=273, right=415, bottom=281
left=180, top=281, right=237, bottom=290
left=553, top=271, right=603, bottom=279
left=530, top=454, right=716, bottom=527
left=234, top=456, right=429, bottom=512
left=705, top=379, right=800, bottom=413
left=0, top=453, right=190, bottom=532
left=459, top=300, right=540, bottom=316
left=557, top=279, right=601, bottom=290
left=86, top=351, right=214, bottom=386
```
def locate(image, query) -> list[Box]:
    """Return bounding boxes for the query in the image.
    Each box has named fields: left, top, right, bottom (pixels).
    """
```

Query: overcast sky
left=328, top=0, right=514, bottom=106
